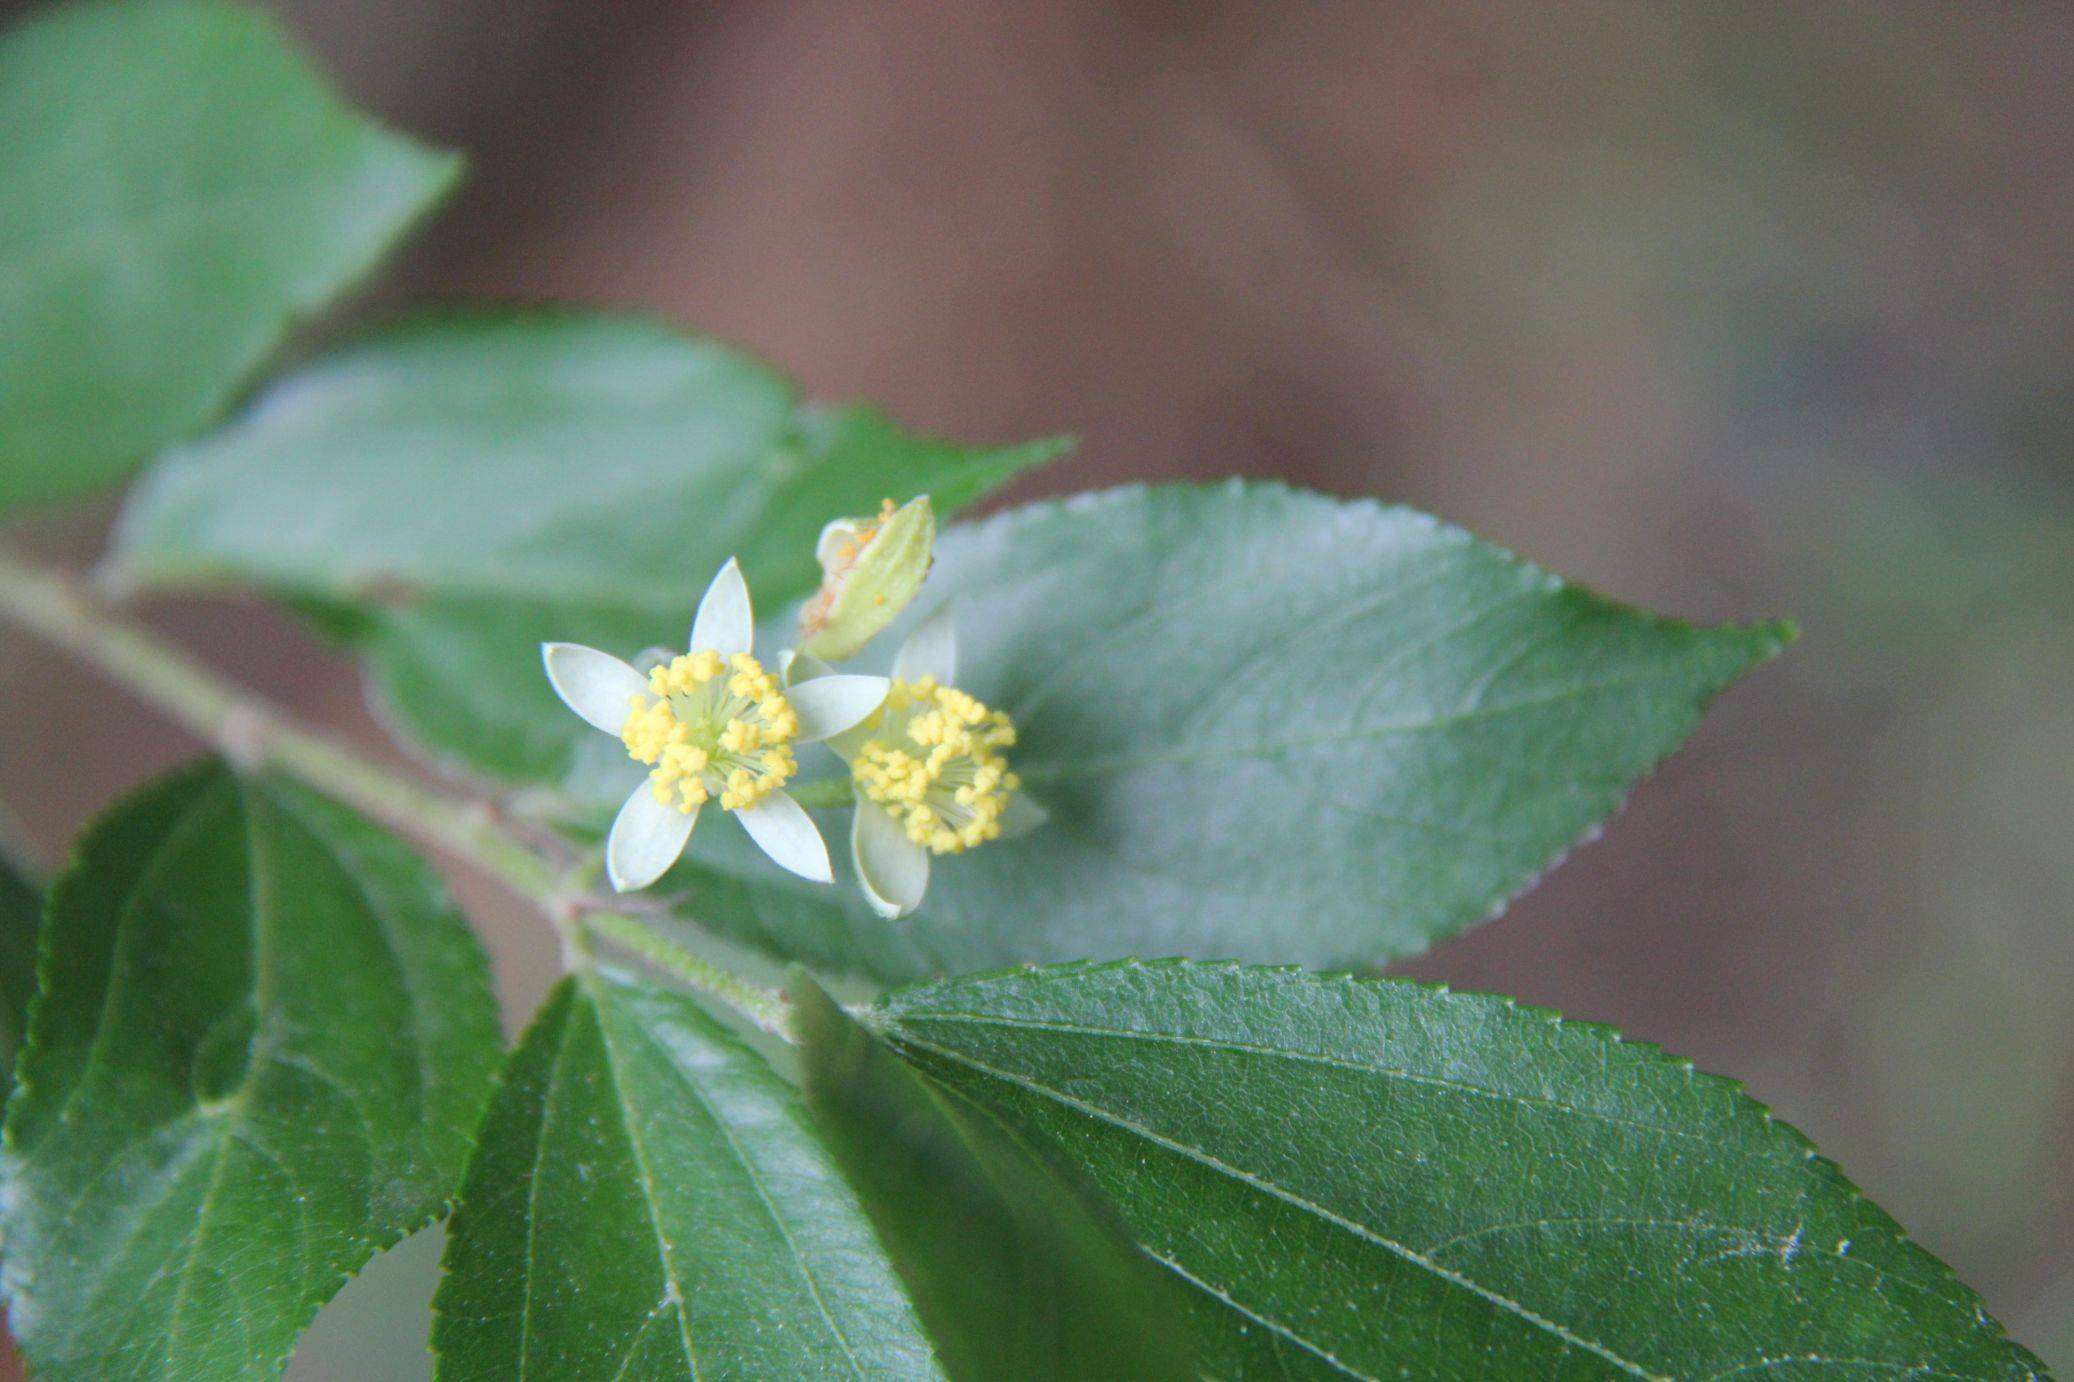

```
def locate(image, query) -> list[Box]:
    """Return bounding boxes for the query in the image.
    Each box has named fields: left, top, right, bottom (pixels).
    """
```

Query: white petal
left=816, top=515, right=865, bottom=568
left=788, top=675, right=890, bottom=742
left=784, top=651, right=873, bottom=760
left=543, top=643, right=648, bottom=734
left=606, top=784, right=698, bottom=892
left=782, top=649, right=837, bottom=687
left=853, top=803, right=929, bottom=918
left=690, top=557, right=754, bottom=656
left=892, top=602, right=957, bottom=684
left=735, top=791, right=832, bottom=883
left=997, top=790, right=1049, bottom=840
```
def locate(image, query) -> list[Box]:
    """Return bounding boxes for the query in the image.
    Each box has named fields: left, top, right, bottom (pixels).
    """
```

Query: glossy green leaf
left=433, top=969, right=939, bottom=1380
left=0, top=859, right=38, bottom=1097
left=0, top=761, right=501, bottom=1381
left=111, top=311, right=1067, bottom=778
left=678, top=482, right=1791, bottom=980
left=0, top=0, right=458, bottom=512
left=870, top=960, right=2046, bottom=1379
left=790, top=973, right=1194, bottom=1382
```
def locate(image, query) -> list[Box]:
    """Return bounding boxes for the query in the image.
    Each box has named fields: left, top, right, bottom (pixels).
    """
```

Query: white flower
left=543, top=558, right=890, bottom=892
left=790, top=603, right=1046, bottom=919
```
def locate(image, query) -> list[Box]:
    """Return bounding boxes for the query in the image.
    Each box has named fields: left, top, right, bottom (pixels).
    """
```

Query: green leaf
left=433, top=968, right=940, bottom=1380
left=110, top=311, right=1069, bottom=778
left=0, top=0, right=458, bottom=513
left=682, top=482, right=1791, bottom=980
left=0, top=761, right=502, bottom=1381
left=790, top=973, right=1195, bottom=1382
left=869, top=960, right=2046, bottom=1379
left=0, top=859, right=38, bottom=1097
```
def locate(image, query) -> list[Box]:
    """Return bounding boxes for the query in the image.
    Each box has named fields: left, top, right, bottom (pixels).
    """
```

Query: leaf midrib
left=1016, top=665, right=1709, bottom=786
left=601, top=994, right=874, bottom=1379
left=883, top=1026, right=1670, bottom=1381
left=164, top=777, right=277, bottom=1368
left=888, top=1000, right=2003, bottom=1333
left=580, top=987, right=702, bottom=1379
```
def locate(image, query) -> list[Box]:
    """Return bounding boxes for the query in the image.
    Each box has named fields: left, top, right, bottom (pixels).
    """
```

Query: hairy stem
left=0, top=547, right=793, bottom=1037
left=0, top=549, right=562, bottom=901
left=582, top=910, right=795, bottom=1040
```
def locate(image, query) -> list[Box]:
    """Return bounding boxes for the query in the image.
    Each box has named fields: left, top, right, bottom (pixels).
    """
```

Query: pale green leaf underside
left=0, top=0, right=458, bottom=512
left=433, top=969, right=940, bottom=1380
left=111, top=310, right=1067, bottom=779
left=790, top=974, right=1194, bottom=1381
left=0, top=762, right=502, bottom=1381
left=871, top=960, right=2045, bottom=1380
left=671, top=482, right=1790, bottom=981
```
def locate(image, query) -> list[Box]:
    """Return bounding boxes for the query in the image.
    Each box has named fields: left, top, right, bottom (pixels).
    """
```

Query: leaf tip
left=1751, top=616, right=1802, bottom=660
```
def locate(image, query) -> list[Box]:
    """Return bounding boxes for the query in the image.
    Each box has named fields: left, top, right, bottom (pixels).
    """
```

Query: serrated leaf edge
left=866, top=955, right=2045, bottom=1377
left=0, top=759, right=500, bottom=1379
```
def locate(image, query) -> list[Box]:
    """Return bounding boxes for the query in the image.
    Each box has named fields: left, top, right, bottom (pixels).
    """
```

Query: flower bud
left=797, top=495, right=935, bottom=661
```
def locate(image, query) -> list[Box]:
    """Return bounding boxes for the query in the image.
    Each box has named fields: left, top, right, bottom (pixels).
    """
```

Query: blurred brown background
left=0, top=2, right=2068, bottom=1376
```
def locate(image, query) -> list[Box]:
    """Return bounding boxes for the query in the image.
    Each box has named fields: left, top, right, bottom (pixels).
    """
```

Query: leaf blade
left=0, top=0, right=458, bottom=511
left=681, top=482, right=1790, bottom=980
left=871, top=960, right=2045, bottom=1379
left=790, top=972, right=1195, bottom=1382
left=112, top=311, right=1068, bottom=779
left=432, top=969, right=940, bottom=1381
left=0, top=762, right=502, bottom=1381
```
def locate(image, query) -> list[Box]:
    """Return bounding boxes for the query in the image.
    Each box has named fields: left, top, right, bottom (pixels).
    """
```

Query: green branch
left=0, top=546, right=793, bottom=1038
left=581, top=910, right=796, bottom=1041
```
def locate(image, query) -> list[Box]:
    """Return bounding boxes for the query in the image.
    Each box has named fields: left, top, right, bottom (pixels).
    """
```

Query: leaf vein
left=1144, top=1248, right=1379, bottom=1380
left=615, top=1014, right=871, bottom=1378
left=1019, top=664, right=1706, bottom=785
left=889, top=1029, right=1671, bottom=1381
left=886, top=1010, right=1715, bottom=1147
left=585, top=991, right=705, bottom=1380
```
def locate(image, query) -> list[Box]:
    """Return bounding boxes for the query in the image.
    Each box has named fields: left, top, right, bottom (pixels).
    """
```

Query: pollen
left=622, top=651, right=798, bottom=813
left=852, top=676, right=1020, bottom=854
left=832, top=498, right=897, bottom=566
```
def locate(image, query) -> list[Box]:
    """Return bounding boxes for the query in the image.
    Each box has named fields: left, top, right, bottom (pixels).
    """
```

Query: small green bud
left=797, top=495, right=935, bottom=661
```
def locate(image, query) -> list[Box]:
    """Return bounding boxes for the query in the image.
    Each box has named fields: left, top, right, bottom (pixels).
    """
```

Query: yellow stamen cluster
left=622, top=651, right=799, bottom=814
left=853, top=676, right=1019, bottom=854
